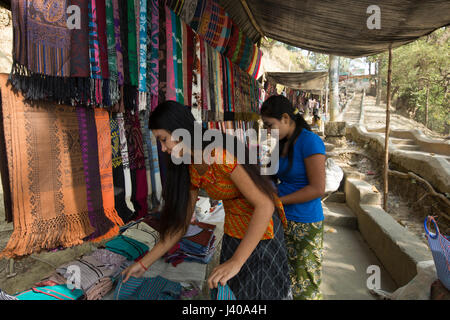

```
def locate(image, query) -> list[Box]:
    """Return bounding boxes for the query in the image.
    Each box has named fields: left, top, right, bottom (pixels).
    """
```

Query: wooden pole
left=383, top=46, right=393, bottom=211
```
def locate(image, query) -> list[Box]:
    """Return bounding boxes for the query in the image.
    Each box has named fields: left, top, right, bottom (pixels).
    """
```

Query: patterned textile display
left=196, top=0, right=231, bottom=53
left=139, top=111, right=154, bottom=210
left=0, top=91, right=12, bottom=223
left=0, top=75, right=94, bottom=258
left=88, top=0, right=103, bottom=105
left=114, top=275, right=181, bottom=300
left=165, top=5, right=176, bottom=101
left=173, top=10, right=184, bottom=103
left=157, top=0, right=167, bottom=106
left=94, top=108, right=125, bottom=232
left=127, top=0, right=139, bottom=87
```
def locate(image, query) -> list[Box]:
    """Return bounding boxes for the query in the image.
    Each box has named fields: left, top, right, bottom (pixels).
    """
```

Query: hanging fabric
left=105, top=0, right=120, bottom=108
left=112, top=0, right=126, bottom=113
left=138, top=0, right=148, bottom=111
left=0, top=75, right=95, bottom=258
left=148, top=0, right=160, bottom=111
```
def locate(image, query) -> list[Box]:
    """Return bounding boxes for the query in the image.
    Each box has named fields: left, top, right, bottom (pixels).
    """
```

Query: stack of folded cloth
left=51, top=249, right=127, bottom=300
left=164, top=221, right=216, bottom=266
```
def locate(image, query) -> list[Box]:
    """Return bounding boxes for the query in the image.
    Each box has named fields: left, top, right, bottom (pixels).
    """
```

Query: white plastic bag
left=325, top=158, right=344, bottom=193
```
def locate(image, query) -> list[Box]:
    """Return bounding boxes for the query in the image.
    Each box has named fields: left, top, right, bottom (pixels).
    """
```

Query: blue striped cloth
left=114, top=275, right=181, bottom=300
left=15, top=285, right=84, bottom=300
left=210, top=284, right=236, bottom=300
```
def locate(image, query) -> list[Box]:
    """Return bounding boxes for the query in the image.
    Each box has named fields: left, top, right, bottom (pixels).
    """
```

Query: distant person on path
left=261, top=95, right=326, bottom=300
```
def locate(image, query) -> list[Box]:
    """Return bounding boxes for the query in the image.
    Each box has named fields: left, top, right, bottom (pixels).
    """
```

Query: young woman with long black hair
left=261, top=95, right=326, bottom=300
left=121, top=100, right=290, bottom=300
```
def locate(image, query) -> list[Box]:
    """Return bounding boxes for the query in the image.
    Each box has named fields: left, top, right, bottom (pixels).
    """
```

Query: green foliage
left=372, top=27, right=449, bottom=134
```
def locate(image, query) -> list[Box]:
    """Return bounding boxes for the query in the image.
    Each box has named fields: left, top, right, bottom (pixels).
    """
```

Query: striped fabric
left=138, top=0, right=148, bottom=111
left=121, top=221, right=160, bottom=250
left=114, top=275, right=181, bottom=300
left=0, top=289, right=18, bottom=300
left=56, top=255, right=116, bottom=292
left=105, top=235, right=149, bottom=260
left=210, top=284, right=236, bottom=300
left=424, top=216, right=450, bottom=290
left=189, top=149, right=287, bottom=240
left=15, top=285, right=84, bottom=301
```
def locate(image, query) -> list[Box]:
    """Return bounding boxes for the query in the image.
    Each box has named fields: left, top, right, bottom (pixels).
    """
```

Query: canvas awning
left=262, top=71, right=328, bottom=92
left=219, top=0, right=450, bottom=57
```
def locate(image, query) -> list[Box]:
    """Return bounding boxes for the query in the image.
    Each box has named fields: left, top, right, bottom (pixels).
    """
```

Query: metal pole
left=383, top=46, right=393, bottom=211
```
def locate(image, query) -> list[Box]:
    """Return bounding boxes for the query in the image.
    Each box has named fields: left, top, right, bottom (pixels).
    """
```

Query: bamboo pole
left=383, top=46, right=393, bottom=211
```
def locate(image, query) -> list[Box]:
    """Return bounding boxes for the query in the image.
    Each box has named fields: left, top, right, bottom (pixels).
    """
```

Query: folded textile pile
left=105, top=235, right=149, bottom=261
left=0, top=289, right=18, bottom=300
left=14, top=285, right=84, bottom=301
left=164, top=221, right=216, bottom=266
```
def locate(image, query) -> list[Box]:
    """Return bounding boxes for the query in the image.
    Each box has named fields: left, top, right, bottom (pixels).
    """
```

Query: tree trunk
left=383, top=47, right=393, bottom=212
left=329, top=55, right=339, bottom=121
left=376, top=57, right=382, bottom=106
left=425, top=84, right=429, bottom=128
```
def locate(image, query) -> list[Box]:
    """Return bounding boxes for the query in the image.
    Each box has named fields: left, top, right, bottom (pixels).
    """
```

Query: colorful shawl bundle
left=157, top=0, right=167, bottom=105
left=9, top=0, right=90, bottom=105
left=0, top=75, right=94, bottom=258
left=197, top=0, right=231, bottom=54
left=165, top=5, right=176, bottom=101
left=189, top=0, right=207, bottom=32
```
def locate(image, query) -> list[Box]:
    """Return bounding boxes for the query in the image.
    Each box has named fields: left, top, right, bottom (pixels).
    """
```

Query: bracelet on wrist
left=138, top=260, right=148, bottom=271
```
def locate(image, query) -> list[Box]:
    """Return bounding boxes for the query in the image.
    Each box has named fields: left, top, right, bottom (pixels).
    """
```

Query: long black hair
left=149, top=100, right=278, bottom=241
left=260, top=95, right=311, bottom=173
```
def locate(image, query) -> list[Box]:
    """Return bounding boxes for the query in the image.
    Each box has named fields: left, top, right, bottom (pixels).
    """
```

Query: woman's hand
left=207, top=258, right=243, bottom=289
left=121, top=262, right=147, bottom=283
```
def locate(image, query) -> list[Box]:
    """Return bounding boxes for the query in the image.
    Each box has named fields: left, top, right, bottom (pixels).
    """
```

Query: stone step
left=324, top=142, right=335, bottom=152
left=396, top=144, right=421, bottom=151
left=389, top=138, right=416, bottom=145
left=323, top=202, right=358, bottom=229
left=323, top=191, right=346, bottom=203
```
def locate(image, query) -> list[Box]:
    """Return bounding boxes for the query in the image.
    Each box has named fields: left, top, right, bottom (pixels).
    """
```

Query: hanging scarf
left=158, top=0, right=167, bottom=105
left=88, top=0, right=103, bottom=105
left=190, top=0, right=207, bottom=32
left=186, top=25, right=195, bottom=108
left=138, top=0, right=148, bottom=111
left=110, top=115, right=134, bottom=223
left=94, top=108, right=124, bottom=235
left=127, top=0, right=139, bottom=87
left=139, top=111, right=153, bottom=211
left=96, top=0, right=110, bottom=82
left=118, top=0, right=129, bottom=86
left=200, top=37, right=209, bottom=121
left=0, top=75, right=95, bottom=258
left=180, top=0, right=198, bottom=26
left=191, top=32, right=202, bottom=122
left=116, top=113, right=135, bottom=213
left=182, top=21, right=189, bottom=107
left=148, top=0, right=159, bottom=111
left=9, top=0, right=75, bottom=104
left=112, top=0, right=125, bottom=113
left=105, top=0, right=120, bottom=107
left=173, top=11, right=184, bottom=104
left=165, top=5, right=176, bottom=101
left=207, top=45, right=216, bottom=121
left=69, top=0, right=91, bottom=105
left=77, top=106, right=117, bottom=242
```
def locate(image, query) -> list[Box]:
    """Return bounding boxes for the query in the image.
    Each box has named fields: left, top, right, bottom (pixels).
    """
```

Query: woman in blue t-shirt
left=261, top=95, right=326, bottom=300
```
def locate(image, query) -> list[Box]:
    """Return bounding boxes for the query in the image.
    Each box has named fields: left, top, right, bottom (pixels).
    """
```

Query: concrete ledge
left=346, top=124, right=450, bottom=194
left=323, top=202, right=358, bottom=229
left=344, top=178, right=432, bottom=287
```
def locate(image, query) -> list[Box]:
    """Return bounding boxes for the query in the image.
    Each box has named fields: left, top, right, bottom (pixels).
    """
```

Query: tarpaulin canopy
left=219, top=0, right=450, bottom=57
left=261, top=71, right=328, bottom=91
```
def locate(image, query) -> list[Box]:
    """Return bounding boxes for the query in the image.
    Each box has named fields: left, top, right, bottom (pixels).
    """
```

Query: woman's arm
left=279, top=154, right=326, bottom=205
left=122, top=188, right=199, bottom=282
left=208, top=164, right=275, bottom=288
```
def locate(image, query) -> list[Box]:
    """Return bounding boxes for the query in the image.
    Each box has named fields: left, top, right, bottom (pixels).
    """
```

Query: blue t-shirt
left=277, top=128, right=326, bottom=223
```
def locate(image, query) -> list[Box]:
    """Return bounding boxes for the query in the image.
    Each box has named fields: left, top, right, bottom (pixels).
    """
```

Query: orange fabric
left=190, top=149, right=287, bottom=240
left=92, top=108, right=124, bottom=242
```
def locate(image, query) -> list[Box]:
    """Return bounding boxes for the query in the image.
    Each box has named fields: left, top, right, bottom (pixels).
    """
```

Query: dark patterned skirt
left=220, top=212, right=291, bottom=300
